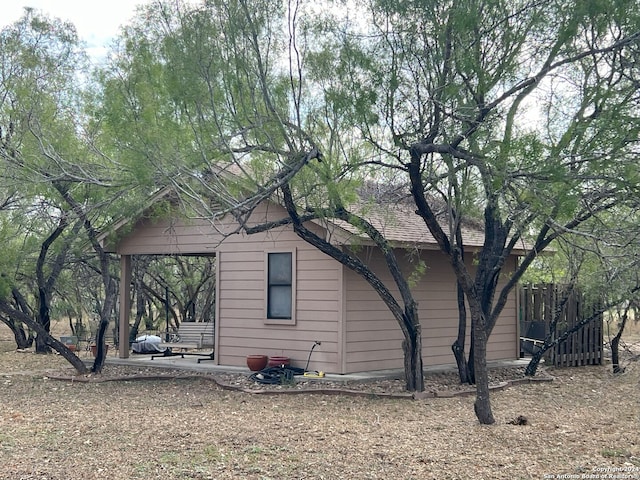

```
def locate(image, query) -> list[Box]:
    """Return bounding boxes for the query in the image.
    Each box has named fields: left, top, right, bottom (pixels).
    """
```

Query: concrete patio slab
left=102, top=354, right=531, bottom=384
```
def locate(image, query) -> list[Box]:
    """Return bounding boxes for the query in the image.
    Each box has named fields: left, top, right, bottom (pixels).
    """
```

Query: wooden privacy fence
left=519, top=284, right=603, bottom=367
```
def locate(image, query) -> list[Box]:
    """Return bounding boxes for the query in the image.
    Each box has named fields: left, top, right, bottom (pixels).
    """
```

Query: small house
left=104, top=195, right=522, bottom=374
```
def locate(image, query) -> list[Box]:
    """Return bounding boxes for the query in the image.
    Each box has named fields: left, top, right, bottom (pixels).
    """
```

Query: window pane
left=268, top=286, right=292, bottom=318
left=268, top=253, right=292, bottom=284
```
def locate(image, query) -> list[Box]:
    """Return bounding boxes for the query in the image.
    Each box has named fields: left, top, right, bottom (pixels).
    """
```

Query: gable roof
left=317, top=182, right=531, bottom=254
left=326, top=202, right=487, bottom=250
left=100, top=176, right=532, bottom=256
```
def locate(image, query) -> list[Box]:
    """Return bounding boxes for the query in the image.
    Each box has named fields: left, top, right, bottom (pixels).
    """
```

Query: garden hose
left=249, top=366, right=305, bottom=385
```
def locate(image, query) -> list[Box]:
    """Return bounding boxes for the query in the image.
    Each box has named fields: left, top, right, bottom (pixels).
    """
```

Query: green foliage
left=407, top=255, right=427, bottom=289
left=96, top=0, right=296, bottom=192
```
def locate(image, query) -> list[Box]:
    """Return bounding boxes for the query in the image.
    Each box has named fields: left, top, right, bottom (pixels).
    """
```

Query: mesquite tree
left=317, top=0, right=640, bottom=423
left=0, top=10, right=141, bottom=373
left=0, top=10, right=92, bottom=364
left=96, top=0, right=640, bottom=414
left=95, top=0, right=429, bottom=389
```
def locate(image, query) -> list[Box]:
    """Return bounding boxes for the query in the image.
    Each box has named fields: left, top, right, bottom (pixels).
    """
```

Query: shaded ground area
left=0, top=342, right=638, bottom=479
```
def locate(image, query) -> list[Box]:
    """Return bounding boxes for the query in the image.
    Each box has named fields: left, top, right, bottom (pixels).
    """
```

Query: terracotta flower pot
left=246, top=355, right=268, bottom=371
left=90, top=344, right=109, bottom=358
left=267, top=356, right=290, bottom=367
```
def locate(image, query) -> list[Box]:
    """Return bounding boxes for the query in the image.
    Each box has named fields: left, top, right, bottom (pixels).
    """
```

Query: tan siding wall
left=217, top=242, right=341, bottom=371
left=115, top=221, right=223, bottom=255
left=343, top=248, right=517, bottom=373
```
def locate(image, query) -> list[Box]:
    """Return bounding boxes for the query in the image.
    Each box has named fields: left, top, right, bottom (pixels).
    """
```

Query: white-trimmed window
left=266, top=250, right=296, bottom=324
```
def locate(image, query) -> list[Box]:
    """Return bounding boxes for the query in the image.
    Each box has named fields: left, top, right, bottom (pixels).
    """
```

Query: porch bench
left=520, top=321, right=547, bottom=356
left=151, top=322, right=214, bottom=363
left=519, top=336, right=546, bottom=356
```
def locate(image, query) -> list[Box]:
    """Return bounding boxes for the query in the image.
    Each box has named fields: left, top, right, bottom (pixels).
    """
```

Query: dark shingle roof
left=323, top=202, right=488, bottom=250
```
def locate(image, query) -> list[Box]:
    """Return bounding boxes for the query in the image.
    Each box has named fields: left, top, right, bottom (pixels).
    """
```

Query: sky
left=3, top=1, right=156, bottom=61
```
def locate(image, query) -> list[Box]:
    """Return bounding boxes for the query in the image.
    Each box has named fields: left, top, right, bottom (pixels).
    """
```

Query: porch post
left=119, top=254, right=132, bottom=358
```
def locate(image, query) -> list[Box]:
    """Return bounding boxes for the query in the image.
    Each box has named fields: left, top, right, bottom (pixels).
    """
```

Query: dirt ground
left=0, top=324, right=639, bottom=480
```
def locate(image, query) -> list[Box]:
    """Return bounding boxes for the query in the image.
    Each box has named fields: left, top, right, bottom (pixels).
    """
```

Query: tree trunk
left=71, top=316, right=86, bottom=341
left=274, top=183, right=425, bottom=391
left=34, top=215, right=79, bottom=354
left=51, top=181, right=117, bottom=375
left=143, top=282, right=180, bottom=331
left=611, top=334, right=623, bottom=374
left=0, top=316, right=32, bottom=349
left=402, top=312, right=424, bottom=391
left=91, top=280, right=117, bottom=373
left=451, top=339, right=468, bottom=382
left=35, top=287, right=51, bottom=354
left=130, top=274, right=146, bottom=343
left=472, top=314, right=495, bottom=425
left=10, top=288, right=34, bottom=348
left=0, top=299, right=88, bottom=374
left=452, top=282, right=472, bottom=384
left=611, top=309, right=629, bottom=374
left=92, top=319, right=110, bottom=372
left=524, top=347, right=544, bottom=376
left=12, top=322, right=32, bottom=349
left=467, top=329, right=476, bottom=384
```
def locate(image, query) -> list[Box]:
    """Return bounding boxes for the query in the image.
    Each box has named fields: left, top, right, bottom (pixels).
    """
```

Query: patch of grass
left=244, top=445, right=265, bottom=455
left=159, top=451, right=181, bottom=466
left=153, top=451, right=221, bottom=478
left=202, top=444, right=224, bottom=462
left=279, top=374, right=296, bottom=387
left=601, top=447, right=631, bottom=459
left=37, top=430, right=65, bottom=451
left=0, top=433, right=15, bottom=450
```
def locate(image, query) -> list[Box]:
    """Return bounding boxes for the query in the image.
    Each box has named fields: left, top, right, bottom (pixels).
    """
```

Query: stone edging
left=43, top=372, right=555, bottom=400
